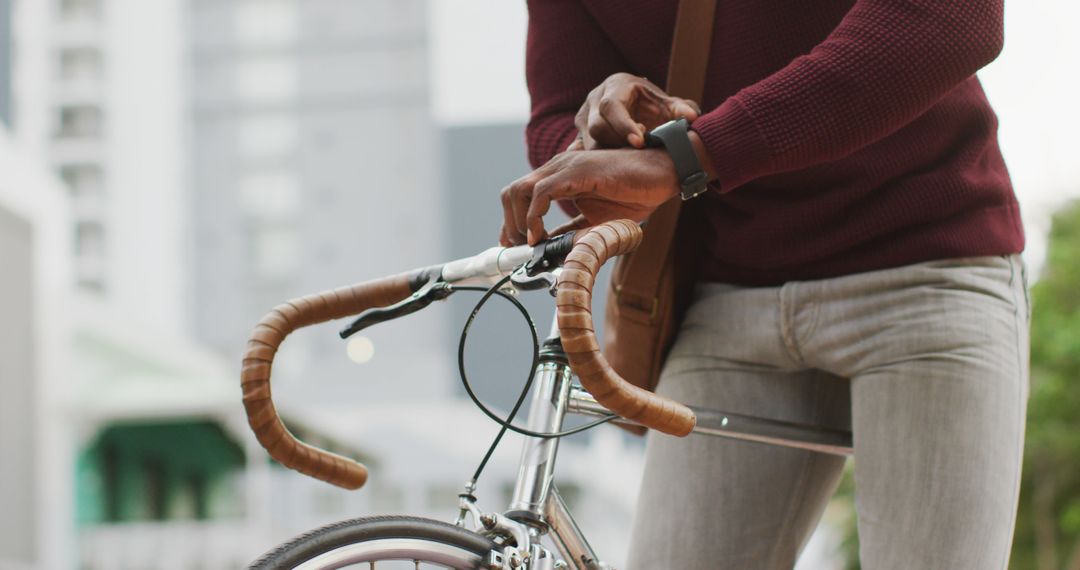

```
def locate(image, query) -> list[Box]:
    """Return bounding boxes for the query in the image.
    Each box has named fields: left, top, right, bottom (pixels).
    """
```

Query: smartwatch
left=644, top=118, right=710, bottom=200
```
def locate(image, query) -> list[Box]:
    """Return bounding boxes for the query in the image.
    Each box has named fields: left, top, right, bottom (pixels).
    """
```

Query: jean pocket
left=1017, top=256, right=1032, bottom=323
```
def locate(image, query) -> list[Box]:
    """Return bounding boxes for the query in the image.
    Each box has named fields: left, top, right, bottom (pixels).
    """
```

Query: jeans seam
left=1001, top=254, right=1026, bottom=570
left=778, top=283, right=806, bottom=366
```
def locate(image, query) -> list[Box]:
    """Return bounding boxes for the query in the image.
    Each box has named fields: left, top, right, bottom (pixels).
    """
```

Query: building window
left=253, top=226, right=300, bottom=280
left=189, top=474, right=208, bottom=520
left=143, top=458, right=167, bottom=521
left=102, top=441, right=120, bottom=522
left=57, top=105, right=102, bottom=138
left=58, top=0, right=102, bottom=21
left=238, top=170, right=299, bottom=221
left=60, top=163, right=104, bottom=197
left=238, top=114, right=295, bottom=158
left=59, top=47, right=103, bottom=82
left=235, top=1, right=296, bottom=47
left=75, top=220, right=105, bottom=257
left=235, top=57, right=296, bottom=103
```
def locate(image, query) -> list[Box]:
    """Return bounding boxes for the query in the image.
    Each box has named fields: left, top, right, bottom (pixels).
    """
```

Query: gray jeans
left=627, top=255, right=1030, bottom=569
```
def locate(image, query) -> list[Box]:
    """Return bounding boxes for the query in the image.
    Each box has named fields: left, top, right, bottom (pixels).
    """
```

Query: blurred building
left=12, top=0, right=187, bottom=336
left=441, top=123, right=538, bottom=410
left=186, top=0, right=450, bottom=406
left=0, top=126, right=75, bottom=570
left=67, top=296, right=387, bottom=569
left=1, top=0, right=10, bottom=124
left=6, top=2, right=647, bottom=568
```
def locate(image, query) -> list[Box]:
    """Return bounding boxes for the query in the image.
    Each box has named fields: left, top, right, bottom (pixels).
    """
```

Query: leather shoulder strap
left=615, top=0, right=717, bottom=311
left=666, top=0, right=719, bottom=101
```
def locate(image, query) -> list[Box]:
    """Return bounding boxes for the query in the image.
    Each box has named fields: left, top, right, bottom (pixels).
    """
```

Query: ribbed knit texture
left=525, top=0, right=1024, bottom=285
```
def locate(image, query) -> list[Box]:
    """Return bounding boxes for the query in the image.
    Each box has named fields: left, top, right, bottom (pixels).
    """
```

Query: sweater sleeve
left=692, top=0, right=1005, bottom=192
left=524, top=0, right=631, bottom=169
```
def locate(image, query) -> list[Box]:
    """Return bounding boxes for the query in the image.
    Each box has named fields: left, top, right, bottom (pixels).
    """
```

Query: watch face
left=647, top=118, right=688, bottom=148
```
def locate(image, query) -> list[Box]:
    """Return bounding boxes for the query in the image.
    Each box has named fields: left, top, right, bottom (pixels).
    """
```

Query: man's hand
left=575, top=73, right=701, bottom=150
left=499, top=147, right=679, bottom=246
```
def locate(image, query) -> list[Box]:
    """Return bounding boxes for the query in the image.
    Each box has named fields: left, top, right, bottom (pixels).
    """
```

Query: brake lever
left=339, top=280, right=454, bottom=339
left=510, top=268, right=557, bottom=294
left=511, top=244, right=559, bottom=295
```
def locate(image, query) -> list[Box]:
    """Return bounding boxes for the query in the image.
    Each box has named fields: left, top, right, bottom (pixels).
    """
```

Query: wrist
left=642, top=148, right=682, bottom=198
left=687, top=130, right=719, bottom=182
left=644, top=119, right=711, bottom=200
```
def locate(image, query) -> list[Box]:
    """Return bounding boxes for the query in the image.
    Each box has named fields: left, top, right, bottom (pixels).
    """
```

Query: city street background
left=1, top=1, right=1078, bottom=569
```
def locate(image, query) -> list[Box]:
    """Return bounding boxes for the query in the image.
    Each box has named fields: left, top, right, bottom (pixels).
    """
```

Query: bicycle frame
left=462, top=308, right=854, bottom=570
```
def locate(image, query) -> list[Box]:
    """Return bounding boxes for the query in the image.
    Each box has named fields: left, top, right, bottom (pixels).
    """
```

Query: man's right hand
left=574, top=72, right=701, bottom=150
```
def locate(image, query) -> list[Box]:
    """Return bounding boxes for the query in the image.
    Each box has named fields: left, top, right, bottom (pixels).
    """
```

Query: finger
left=588, top=85, right=630, bottom=148
left=583, top=83, right=612, bottom=148
left=548, top=214, right=590, bottom=237
left=500, top=184, right=526, bottom=246
left=577, top=85, right=603, bottom=150
left=498, top=224, right=511, bottom=247
left=524, top=173, right=583, bottom=245
left=629, top=122, right=647, bottom=148
left=566, top=137, right=585, bottom=152
left=588, top=104, right=630, bottom=149
left=598, top=91, right=646, bottom=148
left=511, top=183, right=532, bottom=244
left=669, top=97, right=701, bottom=121
left=526, top=179, right=558, bottom=245
left=635, top=84, right=698, bottom=129
left=577, top=84, right=604, bottom=131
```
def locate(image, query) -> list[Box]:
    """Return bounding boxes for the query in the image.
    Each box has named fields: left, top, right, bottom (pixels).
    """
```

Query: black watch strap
left=644, top=118, right=710, bottom=200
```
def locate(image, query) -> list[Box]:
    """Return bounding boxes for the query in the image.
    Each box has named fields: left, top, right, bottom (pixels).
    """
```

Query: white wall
left=14, top=0, right=189, bottom=336
left=101, top=0, right=188, bottom=335
left=0, top=128, right=74, bottom=570
left=428, top=0, right=530, bottom=125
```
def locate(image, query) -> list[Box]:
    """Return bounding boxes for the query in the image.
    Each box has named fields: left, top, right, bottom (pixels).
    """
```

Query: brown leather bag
left=602, top=0, right=718, bottom=394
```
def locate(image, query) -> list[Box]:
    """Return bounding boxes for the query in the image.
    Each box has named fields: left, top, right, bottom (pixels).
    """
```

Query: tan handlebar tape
left=240, top=273, right=414, bottom=490
left=557, top=220, right=697, bottom=436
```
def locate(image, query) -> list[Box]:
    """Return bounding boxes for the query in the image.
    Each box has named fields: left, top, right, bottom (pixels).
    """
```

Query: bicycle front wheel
left=249, top=516, right=499, bottom=569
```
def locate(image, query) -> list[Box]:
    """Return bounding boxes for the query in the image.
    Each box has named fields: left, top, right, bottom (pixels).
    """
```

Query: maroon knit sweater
left=525, top=0, right=1024, bottom=285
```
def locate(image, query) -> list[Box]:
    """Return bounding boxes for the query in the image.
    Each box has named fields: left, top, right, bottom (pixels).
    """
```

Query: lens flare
left=346, top=336, right=374, bottom=363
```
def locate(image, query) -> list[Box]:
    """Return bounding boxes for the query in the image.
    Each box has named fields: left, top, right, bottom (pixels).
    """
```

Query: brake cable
left=452, top=267, right=615, bottom=484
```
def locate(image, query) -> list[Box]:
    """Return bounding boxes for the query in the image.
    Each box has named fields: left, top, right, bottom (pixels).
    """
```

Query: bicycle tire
left=249, top=515, right=499, bottom=569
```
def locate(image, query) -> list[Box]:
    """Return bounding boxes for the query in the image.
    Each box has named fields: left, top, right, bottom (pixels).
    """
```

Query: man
left=499, top=0, right=1028, bottom=568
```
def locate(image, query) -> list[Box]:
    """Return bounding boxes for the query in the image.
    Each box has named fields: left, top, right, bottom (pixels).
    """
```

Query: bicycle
left=240, top=219, right=853, bottom=569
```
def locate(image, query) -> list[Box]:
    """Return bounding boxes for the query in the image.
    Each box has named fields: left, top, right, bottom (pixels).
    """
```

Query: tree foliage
left=1012, top=200, right=1080, bottom=570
